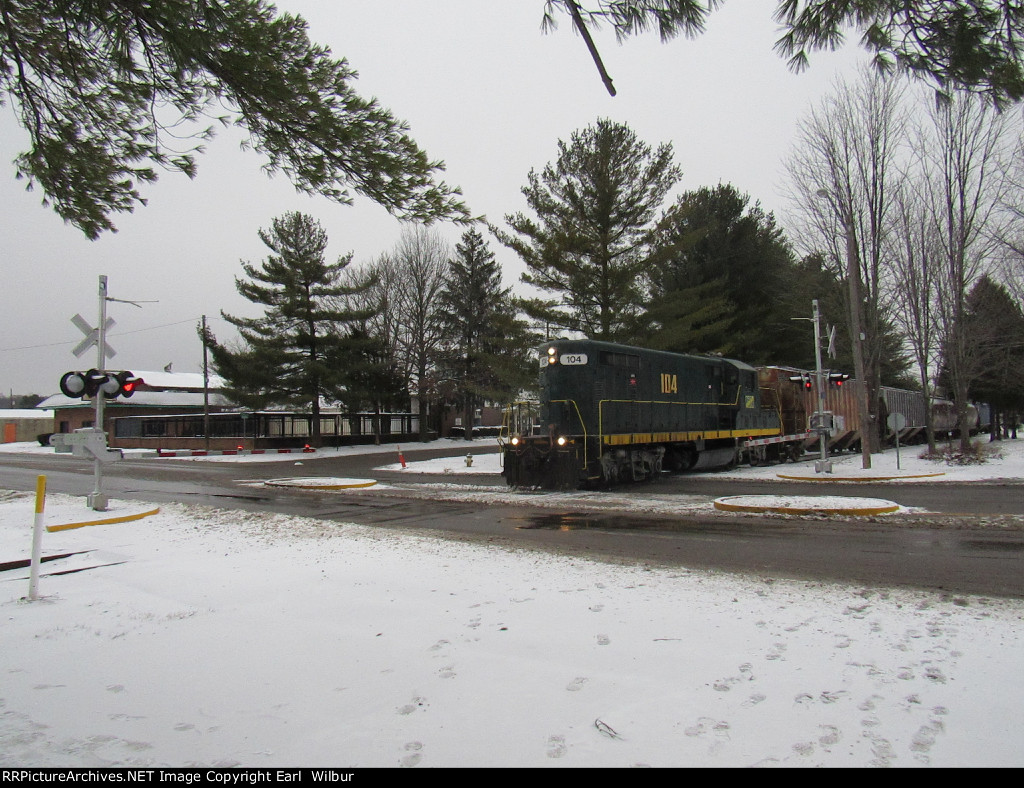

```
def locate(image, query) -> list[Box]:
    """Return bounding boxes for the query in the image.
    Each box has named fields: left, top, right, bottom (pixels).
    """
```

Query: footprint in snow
left=566, top=677, right=588, bottom=692
left=546, top=735, right=567, bottom=758
left=397, top=696, right=428, bottom=715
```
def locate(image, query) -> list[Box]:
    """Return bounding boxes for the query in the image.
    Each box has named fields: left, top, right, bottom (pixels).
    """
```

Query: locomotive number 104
left=660, top=373, right=678, bottom=395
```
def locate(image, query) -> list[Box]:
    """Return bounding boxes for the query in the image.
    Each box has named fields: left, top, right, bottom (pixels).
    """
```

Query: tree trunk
left=463, top=392, right=474, bottom=441
left=311, top=395, right=322, bottom=449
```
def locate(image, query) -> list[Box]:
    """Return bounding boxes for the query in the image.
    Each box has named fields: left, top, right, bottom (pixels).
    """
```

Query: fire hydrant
left=465, top=453, right=473, bottom=467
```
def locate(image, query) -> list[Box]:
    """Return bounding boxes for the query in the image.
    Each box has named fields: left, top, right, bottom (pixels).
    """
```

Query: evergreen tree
left=640, top=277, right=735, bottom=356
left=948, top=275, right=1024, bottom=427
left=1, top=1, right=467, bottom=238
left=646, top=184, right=800, bottom=364
left=333, top=328, right=408, bottom=414
left=438, top=228, right=535, bottom=437
left=204, top=211, right=374, bottom=447
left=494, top=118, right=680, bottom=342
left=547, top=2, right=1024, bottom=106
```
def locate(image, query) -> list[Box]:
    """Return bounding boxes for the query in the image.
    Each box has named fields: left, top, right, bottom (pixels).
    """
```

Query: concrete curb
left=776, top=472, right=946, bottom=482
left=264, top=477, right=378, bottom=490
left=714, top=495, right=900, bottom=516
left=156, top=448, right=316, bottom=458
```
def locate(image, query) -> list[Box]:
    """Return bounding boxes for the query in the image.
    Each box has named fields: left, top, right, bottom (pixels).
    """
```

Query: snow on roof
left=124, top=370, right=226, bottom=390
left=37, top=391, right=233, bottom=409
left=0, top=409, right=54, bottom=419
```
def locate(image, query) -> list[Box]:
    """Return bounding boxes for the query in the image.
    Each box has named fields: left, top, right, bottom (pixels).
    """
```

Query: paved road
left=1, top=446, right=1023, bottom=598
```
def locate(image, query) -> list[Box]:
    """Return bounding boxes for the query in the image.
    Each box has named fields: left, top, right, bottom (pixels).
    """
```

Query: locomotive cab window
left=599, top=351, right=640, bottom=369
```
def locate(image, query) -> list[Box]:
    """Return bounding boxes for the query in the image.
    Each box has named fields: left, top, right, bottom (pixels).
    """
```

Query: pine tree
left=959, top=276, right=1024, bottom=426
left=1, top=1, right=467, bottom=238
left=494, top=118, right=679, bottom=341
left=646, top=184, right=799, bottom=364
left=548, top=2, right=1024, bottom=106
left=438, top=228, right=534, bottom=437
left=641, top=277, right=736, bottom=356
left=205, top=211, right=374, bottom=447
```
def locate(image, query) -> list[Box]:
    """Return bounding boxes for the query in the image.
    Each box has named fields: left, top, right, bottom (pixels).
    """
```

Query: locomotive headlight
left=547, top=347, right=558, bottom=365
left=510, top=436, right=520, bottom=446
left=556, top=436, right=567, bottom=446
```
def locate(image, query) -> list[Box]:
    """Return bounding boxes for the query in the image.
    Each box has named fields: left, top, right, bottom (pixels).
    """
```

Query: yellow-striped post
left=28, top=475, right=46, bottom=600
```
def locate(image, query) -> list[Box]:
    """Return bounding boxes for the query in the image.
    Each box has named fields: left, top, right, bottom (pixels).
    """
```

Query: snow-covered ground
left=1, top=437, right=1023, bottom=767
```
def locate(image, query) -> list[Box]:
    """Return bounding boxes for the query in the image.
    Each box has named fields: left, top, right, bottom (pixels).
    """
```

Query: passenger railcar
left=501, top=340, right=781, bottom=488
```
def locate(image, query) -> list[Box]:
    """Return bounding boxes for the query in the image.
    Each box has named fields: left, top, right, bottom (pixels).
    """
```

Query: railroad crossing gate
left=49, top=429, right=123, bottom=463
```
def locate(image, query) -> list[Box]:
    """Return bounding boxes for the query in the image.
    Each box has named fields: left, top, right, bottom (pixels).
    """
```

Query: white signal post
left=65, top=276, right=152, bottom=511
left=793, top=300, right=832, bottom=474
left=88, top=276, right=112, bottom=511
left=811, top=300, right=832, bottom=474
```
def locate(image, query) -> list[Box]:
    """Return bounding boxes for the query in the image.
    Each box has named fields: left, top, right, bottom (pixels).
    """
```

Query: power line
left=0, top=316, right=228, bottom=354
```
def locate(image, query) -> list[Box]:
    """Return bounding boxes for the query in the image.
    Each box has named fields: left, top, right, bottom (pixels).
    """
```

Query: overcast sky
left=0, top=0, right=867, bottom=397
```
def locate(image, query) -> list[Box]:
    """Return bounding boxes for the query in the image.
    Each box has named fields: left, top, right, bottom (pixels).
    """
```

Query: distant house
left=1, top=409, right=56, bottom=443
left=37, top=370, right=233, bottom=444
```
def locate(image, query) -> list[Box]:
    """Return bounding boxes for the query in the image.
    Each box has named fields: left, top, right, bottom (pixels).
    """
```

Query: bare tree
left=994, top=139, right=1024, bottom=306
left=333, top=229, right=452, bottom=440
left=888, top=179, right=944, bottom=452
left=346, top=252, right=406, bottom=382
left=919, top=92, right=1016, bottom=451
left=783, top=67, right=908, bottom=467
left=392, top=226, right=452, bottom=441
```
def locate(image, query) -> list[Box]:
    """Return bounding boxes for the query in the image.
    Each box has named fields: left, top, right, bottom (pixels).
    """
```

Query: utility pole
left=202, top=315, right=210, bottom=452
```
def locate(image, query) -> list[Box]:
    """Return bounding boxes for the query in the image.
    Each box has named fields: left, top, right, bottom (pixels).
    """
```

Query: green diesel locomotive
left=501, top=339, right=782, bottom=488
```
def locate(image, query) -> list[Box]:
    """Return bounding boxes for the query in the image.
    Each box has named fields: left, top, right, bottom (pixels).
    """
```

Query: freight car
left=500, top=339, right=783, bottom=488
left=756, top=366, right=983, bottom=453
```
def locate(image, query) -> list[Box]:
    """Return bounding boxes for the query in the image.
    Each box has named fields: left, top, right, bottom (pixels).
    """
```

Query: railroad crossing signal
left=828, top=372, right=850, bottom=387
left=789, top=373, right=813, bottom=390
left=70, top=313, right=116, bottom=359
left=114, top=371, right=143, bottom=397
left=59, top=370, right=144, bottom=399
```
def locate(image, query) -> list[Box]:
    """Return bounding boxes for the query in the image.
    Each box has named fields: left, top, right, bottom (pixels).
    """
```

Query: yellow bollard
left=28, top=475, right=46, bottom=601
